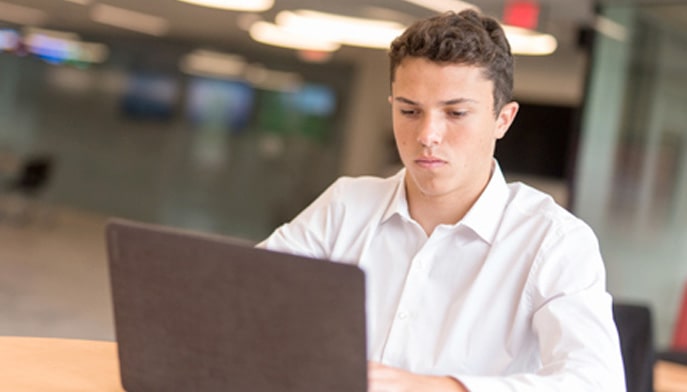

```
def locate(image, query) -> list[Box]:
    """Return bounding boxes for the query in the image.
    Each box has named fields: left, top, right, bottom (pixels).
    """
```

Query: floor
left=0, top=202, right=115, bottom=341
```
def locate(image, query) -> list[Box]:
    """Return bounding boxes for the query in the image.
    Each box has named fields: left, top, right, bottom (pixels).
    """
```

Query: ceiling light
left=90, top=4, right=170, bottom=36
left=179, top=49, right=246, bottom=79
left=249, top=21, right=341, bottom=52
left=275, top=10, right=406, bottom=49
left=503, top=25, right=557, bottom=56
left=0, top=1, right=47, bottom=26
left=399, top=0, right=478, bottom=13
left=177, top=0, right=273, bottom=12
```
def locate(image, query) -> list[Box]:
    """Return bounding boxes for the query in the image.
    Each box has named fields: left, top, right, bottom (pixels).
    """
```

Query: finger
left=368, top=363, right=404, bottom=392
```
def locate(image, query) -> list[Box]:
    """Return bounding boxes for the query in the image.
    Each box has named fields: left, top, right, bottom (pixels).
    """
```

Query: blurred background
left=0, top=0, right=686, bottom=361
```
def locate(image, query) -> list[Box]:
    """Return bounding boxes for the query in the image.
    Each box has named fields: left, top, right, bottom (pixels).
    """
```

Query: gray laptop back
left=106, top=218, right=367, bottom=392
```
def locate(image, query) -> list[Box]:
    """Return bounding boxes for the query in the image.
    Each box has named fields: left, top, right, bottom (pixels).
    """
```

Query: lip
left=414, top=156, right=447, bottom=169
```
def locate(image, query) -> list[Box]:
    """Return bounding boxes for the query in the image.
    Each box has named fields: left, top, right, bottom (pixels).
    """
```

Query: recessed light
left=178, top=0, right=274, bottom=12
left=90, top=4, right=170, bottom=36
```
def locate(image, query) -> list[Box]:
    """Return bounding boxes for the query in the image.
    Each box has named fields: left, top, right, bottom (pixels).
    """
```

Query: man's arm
left=368, top=362, right=468, bottom=392
left=257, top=179, right=344, bottom=258
left=367, top=223, right=625, bottom=392
left=449, top=223, right=625, bottom=391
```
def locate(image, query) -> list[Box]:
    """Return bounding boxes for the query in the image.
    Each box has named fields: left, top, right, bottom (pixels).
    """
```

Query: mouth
left=414, top=156, right=447, bottom=169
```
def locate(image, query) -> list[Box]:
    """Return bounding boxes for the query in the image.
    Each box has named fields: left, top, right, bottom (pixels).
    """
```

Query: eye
left=399, top=108, right=419, bottom=116
left=448, top=110, right=468, bottom=118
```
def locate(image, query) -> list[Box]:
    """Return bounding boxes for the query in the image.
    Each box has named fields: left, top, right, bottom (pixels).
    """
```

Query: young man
left=260, top=9, right=626, bottom=392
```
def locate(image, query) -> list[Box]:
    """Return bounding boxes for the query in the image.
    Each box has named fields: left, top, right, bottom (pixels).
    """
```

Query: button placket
left=381, top=247, right=431, bottom=363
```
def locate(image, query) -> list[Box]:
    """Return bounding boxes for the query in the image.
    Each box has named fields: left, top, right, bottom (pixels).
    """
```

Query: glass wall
left=575, top=2, right=687, bottom=348
left=0, top=35, right=353, bottom=240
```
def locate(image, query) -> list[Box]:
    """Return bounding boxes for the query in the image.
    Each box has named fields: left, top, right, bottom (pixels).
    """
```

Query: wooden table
left=0, top=336, right=124, bottom=391
left=655, top=359, right=687, bottom=392
left=1, top=336, right=686, bottom=391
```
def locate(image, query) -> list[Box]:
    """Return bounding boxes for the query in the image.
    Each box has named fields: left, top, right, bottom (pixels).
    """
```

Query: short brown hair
left=389, top=9, right=514, bottom=114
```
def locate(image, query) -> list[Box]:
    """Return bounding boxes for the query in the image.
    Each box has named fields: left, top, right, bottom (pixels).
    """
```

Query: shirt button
left=398, top=311, right=409, bottom=320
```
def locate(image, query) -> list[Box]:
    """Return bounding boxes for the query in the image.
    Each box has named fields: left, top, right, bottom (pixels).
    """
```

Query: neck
left=405, top=175, right=490, bottom=237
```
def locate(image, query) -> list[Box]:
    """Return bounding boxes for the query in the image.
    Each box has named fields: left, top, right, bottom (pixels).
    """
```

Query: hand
left=367, top=361, right=468, bottom=392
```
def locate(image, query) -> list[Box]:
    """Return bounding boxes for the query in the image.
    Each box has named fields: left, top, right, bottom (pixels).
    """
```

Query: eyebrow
left=393, top=96, right=479, bottom=106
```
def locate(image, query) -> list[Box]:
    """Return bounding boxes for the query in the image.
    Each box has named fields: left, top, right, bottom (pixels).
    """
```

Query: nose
left=417, top=113, right=443, bottom=147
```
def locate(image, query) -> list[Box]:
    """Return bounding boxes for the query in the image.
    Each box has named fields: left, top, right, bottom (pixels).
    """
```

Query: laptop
left=105, top=218, right=367, bottom=392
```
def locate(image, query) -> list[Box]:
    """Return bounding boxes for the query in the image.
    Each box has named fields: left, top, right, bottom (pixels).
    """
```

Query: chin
left=413, top=179, right=456, bottom=199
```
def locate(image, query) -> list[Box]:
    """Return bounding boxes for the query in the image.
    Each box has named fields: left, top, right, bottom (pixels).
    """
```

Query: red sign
left=503, top=0, right=540, bottom=30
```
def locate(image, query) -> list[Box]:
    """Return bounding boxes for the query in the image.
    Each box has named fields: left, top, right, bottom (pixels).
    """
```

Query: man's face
left=390, top=57, right=518, bottom=203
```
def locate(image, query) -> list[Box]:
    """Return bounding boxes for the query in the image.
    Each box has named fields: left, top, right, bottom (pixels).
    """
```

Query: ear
left=388, top=95, right=393, bottom=105
left=494, top=101, right=519, bottom=139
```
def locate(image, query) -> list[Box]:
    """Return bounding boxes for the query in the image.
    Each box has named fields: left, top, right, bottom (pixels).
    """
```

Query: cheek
left=393, top=134, right=415, bottom=164
left=395, top=137, right=411, bottom=157
left=393, top=126, right=411, bottom=148
left=463, top=119, right=497, bottom=146
left=444, top=129, right=493, bottom=158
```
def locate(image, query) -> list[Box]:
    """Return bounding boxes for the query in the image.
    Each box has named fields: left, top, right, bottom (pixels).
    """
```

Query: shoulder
left=507, top=182, right=579, bottom=223
left=503, top=181, right=596, bottom=243
left=330, top=172, right=401, bottom=193
left=500, top=183, right=607, bottom=302
left=326, top=171, right=402, bottom=206
left=505, top=181, right=603, bottom=276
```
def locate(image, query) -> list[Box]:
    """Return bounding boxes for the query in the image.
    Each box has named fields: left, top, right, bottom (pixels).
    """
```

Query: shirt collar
left=380, top=161, right=510, bottom=244
left=381, top=168, right=410, bottom=223
left=461, top=160, right=509, bottom=244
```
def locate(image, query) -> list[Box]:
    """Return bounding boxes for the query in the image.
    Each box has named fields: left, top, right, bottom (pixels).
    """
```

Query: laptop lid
left=106, top=218, right=367, bottom=392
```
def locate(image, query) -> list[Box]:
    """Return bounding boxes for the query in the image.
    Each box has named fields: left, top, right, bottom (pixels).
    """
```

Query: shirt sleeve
left=457, top=223, right=627, bottom=391
left=256, top=178, right=344, bottom=260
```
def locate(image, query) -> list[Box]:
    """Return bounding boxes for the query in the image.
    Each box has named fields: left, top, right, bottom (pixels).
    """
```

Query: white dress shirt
left=259, top=162, right=626, bottom=391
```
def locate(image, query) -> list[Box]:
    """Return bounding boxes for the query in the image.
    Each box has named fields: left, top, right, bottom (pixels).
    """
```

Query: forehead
left=392, top=57, right=493, bottom=101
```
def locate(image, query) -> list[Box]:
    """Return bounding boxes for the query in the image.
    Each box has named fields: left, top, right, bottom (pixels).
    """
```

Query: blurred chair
left=613, top=302, right=655, bottom=392
left=1, top=154, right=55, bottom=224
